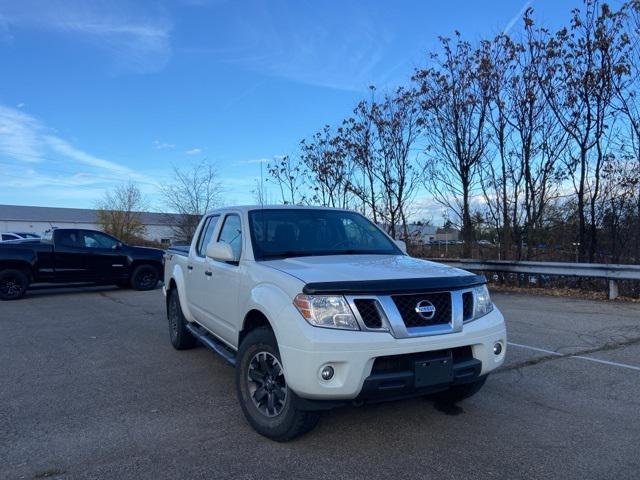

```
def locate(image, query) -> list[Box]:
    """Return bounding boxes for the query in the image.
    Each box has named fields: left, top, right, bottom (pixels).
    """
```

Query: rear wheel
left=131, top=265, right=159, bottom=291
left=236, top=327, right=320, bottom=441
left=0, top=269, right=29, bottom=300
left=429, top=376, right=488, bottom=404
left=167, top=289, right=196, bottom=350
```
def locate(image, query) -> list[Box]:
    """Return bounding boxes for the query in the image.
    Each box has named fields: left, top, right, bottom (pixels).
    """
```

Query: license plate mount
left=414, top=352, right=454, bottom=388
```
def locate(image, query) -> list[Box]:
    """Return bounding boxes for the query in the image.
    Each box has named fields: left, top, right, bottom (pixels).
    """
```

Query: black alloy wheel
left=0, top=269, right=29, bottom=300
left=247, top=351, right=288, bottom=417
left=131, top=265, right=159, bottom=291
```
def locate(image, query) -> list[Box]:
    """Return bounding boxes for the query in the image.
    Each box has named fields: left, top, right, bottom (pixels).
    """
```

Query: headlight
left=293, top=294, right=359, bottom=330
left=473, top=284, right=494, bottom=319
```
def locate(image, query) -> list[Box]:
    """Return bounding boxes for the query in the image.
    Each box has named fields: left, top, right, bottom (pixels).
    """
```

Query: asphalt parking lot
left=1, top=287, right=639, bottom=480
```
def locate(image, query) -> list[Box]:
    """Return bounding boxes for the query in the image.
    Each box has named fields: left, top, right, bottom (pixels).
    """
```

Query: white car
left=163, top=206, right=506, bottom=441
left=1, top=232, right=40, bottom=241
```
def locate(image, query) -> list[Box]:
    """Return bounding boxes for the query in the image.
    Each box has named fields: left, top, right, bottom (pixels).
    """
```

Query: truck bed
left=166, top=245, right=190, bottom=256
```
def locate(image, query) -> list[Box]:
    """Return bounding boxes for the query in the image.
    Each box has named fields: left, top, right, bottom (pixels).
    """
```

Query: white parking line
left=507, top=342, right=640, bottom=372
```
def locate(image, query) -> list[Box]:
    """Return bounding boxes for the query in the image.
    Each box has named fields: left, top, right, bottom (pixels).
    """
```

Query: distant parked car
left=0, top=228, right=164, bottom=300
left=1, top=233, right=21, bottom=242
left=477, top=240, right=493, bottom=246
left=1, top=232, right=41, bottom=241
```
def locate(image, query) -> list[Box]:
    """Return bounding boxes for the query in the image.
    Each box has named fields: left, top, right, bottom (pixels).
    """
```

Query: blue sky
left=0, top=0, right=579, bottom=216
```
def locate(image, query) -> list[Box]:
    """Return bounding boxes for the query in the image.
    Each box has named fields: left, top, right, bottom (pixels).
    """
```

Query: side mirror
left=206, top=241, right=237, bottom=262
left=395, top=239, right=407, bottom=254
left=112, top=242, right=123, bottom=250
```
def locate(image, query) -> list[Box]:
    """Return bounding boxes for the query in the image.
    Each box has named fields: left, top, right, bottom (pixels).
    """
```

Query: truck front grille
left=462, top=291, right=474, bottom=321
left=391, top=292, right=452, bottom=328
left=353, top=299, right=383, bottom=329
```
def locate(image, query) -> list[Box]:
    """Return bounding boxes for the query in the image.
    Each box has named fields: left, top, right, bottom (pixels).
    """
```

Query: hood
left=262, top=254, right=472, bottom=284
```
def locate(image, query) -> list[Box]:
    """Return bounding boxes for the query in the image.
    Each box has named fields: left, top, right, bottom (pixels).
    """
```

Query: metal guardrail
left=428, top=258, right=640, bottom=299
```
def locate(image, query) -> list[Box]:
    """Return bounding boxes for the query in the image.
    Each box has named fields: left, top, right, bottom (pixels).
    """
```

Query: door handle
left=205, top=271, right=212, bottom=277
left=187, top=265, right=193, bottom=271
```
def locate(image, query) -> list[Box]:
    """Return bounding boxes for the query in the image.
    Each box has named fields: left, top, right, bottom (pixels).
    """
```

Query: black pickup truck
left=0, top=228, right=164, bottom=300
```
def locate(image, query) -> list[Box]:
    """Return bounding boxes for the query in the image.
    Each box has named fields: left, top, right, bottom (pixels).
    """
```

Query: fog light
left=321, top=366, right=334, bottom=380
left=493, top=342, right=503, bottom=356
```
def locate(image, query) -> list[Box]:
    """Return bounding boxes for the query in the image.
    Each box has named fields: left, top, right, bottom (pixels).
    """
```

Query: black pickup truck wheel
left=0, top=269, right=29, bottom=301
left=131, top=265, right=159, bottom=291
left=236, top=327, right=320, bottom=441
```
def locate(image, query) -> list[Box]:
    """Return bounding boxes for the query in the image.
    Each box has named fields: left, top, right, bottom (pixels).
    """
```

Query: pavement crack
left=98, top=292, right=158, bottom=317
left=501, top=336, right=640, bottom=372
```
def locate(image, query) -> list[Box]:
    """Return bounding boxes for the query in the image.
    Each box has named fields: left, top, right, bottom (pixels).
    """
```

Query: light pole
left=572, top=242, right=580, bottom=263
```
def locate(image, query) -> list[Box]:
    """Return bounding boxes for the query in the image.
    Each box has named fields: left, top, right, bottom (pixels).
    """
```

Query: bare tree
left=371, top=87, right=423, bottom=239
left=95, top=183, right=147, bottom=243
left=528, top=1, right=630, bottom=260
left=414, top=33, right=491, bottom=256
left=160, top=160, right=222, bottom=242
left=267, top=155, right=306, bottom=205
left=342, top=87, right=382, bottom=222
left=479, top=34, right=518, bottom=259
left=300, top=125, right=355, bottom=209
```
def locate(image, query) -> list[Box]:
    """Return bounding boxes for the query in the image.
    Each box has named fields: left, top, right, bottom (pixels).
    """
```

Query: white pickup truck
left=163, top=206, right=506, bottom=441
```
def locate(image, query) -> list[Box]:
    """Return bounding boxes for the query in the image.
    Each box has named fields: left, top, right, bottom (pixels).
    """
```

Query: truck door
left=52, top=230, right=93, bottom=281
left=53, top=230, right=126, bottom=282
left=76, top=230, right=129, bottom=281
left=202, top=213, right=243, bottom=346
left=186, top=214, right=221, bottom=330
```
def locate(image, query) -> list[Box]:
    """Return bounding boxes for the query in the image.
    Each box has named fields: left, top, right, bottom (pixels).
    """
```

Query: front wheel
left=236, top=327, right=320, bottom=441
left=0, top=269, right=29, bottom=300
left=429, top=376, right=488, bottom=404
left=131, top=265, right=159, bottom=291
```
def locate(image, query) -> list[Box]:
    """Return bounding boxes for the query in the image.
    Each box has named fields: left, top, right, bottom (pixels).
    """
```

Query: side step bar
left=185, top=323, right=236, bottom=367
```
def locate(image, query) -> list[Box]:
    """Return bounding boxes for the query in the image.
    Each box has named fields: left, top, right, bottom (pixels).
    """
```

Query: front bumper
left=278, top=306, right=506, bottom=400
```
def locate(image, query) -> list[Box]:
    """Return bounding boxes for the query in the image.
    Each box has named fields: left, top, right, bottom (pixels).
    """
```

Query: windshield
left=248, top=209, right=401, bottom=260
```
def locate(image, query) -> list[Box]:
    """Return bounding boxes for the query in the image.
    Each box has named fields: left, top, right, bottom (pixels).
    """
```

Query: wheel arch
left=130, top=259, right=163, bottom=275
left=164, top=266, right=195, bottom=322
left=0, top=260, right=34, bottom=281
left=239, top=309, right=274, bottom=346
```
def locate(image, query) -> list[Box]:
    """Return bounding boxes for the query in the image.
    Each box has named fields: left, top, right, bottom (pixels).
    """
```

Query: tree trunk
left=462, top=182, right=473, bottom=258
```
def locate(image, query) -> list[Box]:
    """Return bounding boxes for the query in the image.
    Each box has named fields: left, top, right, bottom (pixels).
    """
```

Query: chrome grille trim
left=346, top=288, right=476, bottom=338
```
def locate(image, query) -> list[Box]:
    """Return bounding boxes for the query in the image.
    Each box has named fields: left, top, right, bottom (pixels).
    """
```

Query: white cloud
left=206, top=3, right=393, bottom=91
left=153, top=140, right=175, bottom=150
left=185, top=148, right=202, bottom=155
left=44, top=135, right=135, bottom=176
left=503, top=1, right=531, bottom=35
left=238, top=158, right=269, bottom=164
left=0, top=104, right=150, bottom=189
left=0, top=0, right=172, bottom=73
left=0, top=105, right=43, bottom=162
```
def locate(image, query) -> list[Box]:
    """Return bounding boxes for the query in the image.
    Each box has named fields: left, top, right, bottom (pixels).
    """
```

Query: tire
left=430, top=376, right=488, bottom=404
left=131, top=264, right=159, bottom=291
left=236, top=327, right=320, bottom=441
left=0, top=269, right=29, bottom=301
left=167, top=289, right=196, bottom=350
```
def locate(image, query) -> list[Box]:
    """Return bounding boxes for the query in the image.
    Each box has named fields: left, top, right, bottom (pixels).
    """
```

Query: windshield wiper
left=260, top=251, right=319, bottom=259
left=260, top=249, right=387, bottom=259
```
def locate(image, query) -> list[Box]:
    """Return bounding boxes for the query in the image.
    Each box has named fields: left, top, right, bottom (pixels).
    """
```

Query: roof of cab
left=205, top=205, right=352, bottom=215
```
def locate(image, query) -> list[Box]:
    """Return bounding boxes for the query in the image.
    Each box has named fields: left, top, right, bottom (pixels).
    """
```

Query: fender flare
left=168, top=265, right=196, bottom=323
left=245, top=283, right=296, bottom=345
